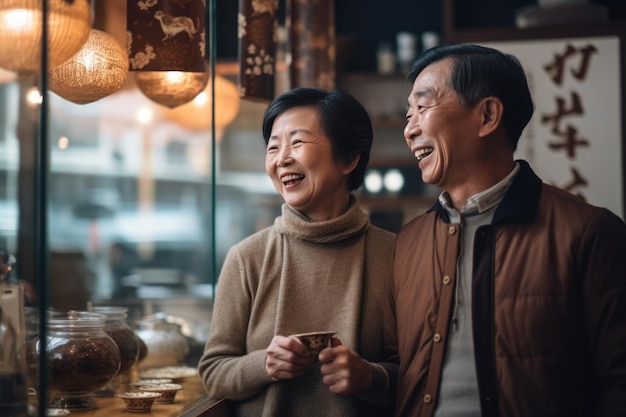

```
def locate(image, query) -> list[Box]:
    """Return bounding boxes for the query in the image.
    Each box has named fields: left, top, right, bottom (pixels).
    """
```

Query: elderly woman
left=198, top=87, right=397, bottom=417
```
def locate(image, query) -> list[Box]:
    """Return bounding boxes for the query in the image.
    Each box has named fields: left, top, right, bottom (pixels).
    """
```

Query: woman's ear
left=478, top=96, right=503, bottom=138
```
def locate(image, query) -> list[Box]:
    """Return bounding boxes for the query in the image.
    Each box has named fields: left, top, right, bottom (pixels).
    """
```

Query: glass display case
left=0, top=0, right=233, bottom=415
left=0, top=1, right=439, bottom=416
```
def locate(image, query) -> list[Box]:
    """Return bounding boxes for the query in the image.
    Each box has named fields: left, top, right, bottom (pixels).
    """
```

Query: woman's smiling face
left=265, top=106, right=353, bottom=221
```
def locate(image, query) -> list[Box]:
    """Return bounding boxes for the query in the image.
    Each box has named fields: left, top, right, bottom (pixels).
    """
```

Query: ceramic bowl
left=138, top=366, right=197, bottom=382
left=131, top=378, right=173, bottom=386
left=137, top=383, right=183, bottom=403
left=45, top=409, right=70, bottom=416
left=116, top=391, right=162, bottom=412
left=289, top=331, right=336, bottom=355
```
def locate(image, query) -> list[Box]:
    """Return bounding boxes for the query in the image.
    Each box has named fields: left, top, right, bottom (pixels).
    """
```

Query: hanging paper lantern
left=162, top=74, right=241, bottom=135
left=127, top=0, right=207, bottom=108
left=0, top=68, right=18, bottom=84
left=50, top=29, right=129, bottom=105
left=0, top=0, right=92, bottom=73
left=134, top=71, right=209, bottom=109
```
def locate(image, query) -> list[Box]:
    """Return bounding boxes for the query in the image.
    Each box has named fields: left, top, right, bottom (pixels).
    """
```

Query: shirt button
left=424, top=394, right=432, bottom=404
left=448, top=226, right=456, bottom=235
left=443, top=275, right=451, bottom=285
left=433, top=333, right=441, bottom=342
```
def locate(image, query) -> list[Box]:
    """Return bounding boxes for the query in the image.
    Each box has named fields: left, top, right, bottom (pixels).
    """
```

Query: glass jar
left=136, top=333, right=148, bottom=366
left=0, top=303, right=28, bottom=417
left=0, top=254, right=28, bottom=416
left=396, top=31, right=416, bottom=73
left=134, top=316, right=189, bottom=370
left=376, top=42, right=396, bottom=75
left=23, top=307, right=39, bottom=394
left=44, top=311, right=121, bottom=410
left=88, top=306, right=140, bottom=395
left=90, top=306, right=139, bottom=376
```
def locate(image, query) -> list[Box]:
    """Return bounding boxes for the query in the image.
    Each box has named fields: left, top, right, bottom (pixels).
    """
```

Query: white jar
left=396, top=32, right=416, bottom=73
left=134, top=317, right=189, bottom=370
left=377, top=42, right=396, bottom=75
left=421, top=31, right=440, bottom=52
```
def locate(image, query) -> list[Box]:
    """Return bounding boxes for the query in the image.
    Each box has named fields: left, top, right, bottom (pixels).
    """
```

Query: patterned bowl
left=289, top=331, right=336, bottom=355
left=116, top=391, right=162, bottom=412
left=137, top=383, right=183, bottom=403
left=131, top=378, right=173, bottom=386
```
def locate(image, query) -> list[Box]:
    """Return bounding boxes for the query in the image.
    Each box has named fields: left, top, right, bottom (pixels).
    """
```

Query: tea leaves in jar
left=90, top=307, right=139, bottom=374
left=48, top=333, right=121, bottom=395
left=0, top=372, right=28, bottom=417
left=45, top=311, right=121, bottom=409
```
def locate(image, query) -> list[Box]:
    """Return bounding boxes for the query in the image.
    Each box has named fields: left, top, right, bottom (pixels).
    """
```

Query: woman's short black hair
left=408, top=44, right=534, bottom=151
left=262, top=87, right=373, bottom=191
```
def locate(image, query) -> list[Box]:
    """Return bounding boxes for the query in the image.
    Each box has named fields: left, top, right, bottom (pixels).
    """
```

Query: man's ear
left=478, top=96, right=503, bottom=138
left=343, top=155, right=360, bottom=175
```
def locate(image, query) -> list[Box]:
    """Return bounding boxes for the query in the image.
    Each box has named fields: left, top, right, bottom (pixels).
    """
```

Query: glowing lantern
left=0, top=0, right=91, bottom=73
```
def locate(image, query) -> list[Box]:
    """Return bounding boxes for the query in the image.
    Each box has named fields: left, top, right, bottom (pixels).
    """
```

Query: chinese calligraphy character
left=544, top=43, right=598, bottom=86
left=555, top=167, right=588, bottom=201
left=547, top=125, right=589, bottom=159
left=542, top=91, right=589, bottom=158
left=541, top=91, right=583, bottom=133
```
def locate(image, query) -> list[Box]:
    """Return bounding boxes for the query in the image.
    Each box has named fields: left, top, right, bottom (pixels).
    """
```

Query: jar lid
left=134, top=317, right=181, bottom=332
left=47, top=311, right=106, bottom=329
left=90, top=306, right=129, bottom=321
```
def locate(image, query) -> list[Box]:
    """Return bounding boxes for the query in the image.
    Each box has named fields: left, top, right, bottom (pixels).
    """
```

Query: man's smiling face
left=404, top=58, right=484, bottom=193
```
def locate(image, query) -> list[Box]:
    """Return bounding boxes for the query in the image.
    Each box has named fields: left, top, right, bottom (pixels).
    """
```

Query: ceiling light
left=50, top=29, right=128, bottom=104
left=0, top=0, right=91, bottom=73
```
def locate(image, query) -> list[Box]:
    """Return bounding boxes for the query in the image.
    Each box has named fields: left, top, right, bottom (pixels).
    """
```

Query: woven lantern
left=50, top=29, right=129, bottom=105
left=0, top=0, right=92, bottom=73
left=134, top=71, right=209, bottom=109
left=0, top=68, right=18, bottom=84
left=127, top=0, right=207, bottom=108
left=162, top=74, right=241, bottom=136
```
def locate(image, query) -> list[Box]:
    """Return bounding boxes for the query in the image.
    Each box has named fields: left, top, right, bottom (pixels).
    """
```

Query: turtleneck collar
left=274, top=195, right=370, bottom=244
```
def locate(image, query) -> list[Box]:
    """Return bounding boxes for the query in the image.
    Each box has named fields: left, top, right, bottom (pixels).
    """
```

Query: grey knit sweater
left=198, top=199, right=397, bottom=417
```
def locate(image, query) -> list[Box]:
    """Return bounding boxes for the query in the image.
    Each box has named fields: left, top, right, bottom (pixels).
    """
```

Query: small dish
left=116, top=391, right=162, bottom=412
left=131, top=378, right=173, bottom=386
left=139, top=366, right=197, bottom=381
left=137, top=383, right=183, bottom=403
left=46, top=409, right=70, bottom=416
left=289, top=331, right=336, bottom=355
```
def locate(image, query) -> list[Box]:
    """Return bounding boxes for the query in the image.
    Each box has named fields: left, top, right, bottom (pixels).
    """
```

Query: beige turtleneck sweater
left=198, top=198, right=397, bottom=417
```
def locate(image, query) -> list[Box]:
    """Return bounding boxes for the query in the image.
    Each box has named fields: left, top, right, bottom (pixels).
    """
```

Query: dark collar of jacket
left=428, top=160, right=542, bottom=225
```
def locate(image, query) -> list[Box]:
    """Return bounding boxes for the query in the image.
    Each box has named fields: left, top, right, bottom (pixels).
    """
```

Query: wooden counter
left=50, top=376, right=228, bottom=417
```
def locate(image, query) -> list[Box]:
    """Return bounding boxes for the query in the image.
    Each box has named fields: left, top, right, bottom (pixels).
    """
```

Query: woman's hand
left=265, top=335, right=317, bottom=381
left=318, top=337, right=373, bottom=395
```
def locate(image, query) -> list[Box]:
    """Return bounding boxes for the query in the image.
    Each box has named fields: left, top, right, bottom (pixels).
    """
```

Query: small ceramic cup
left=116, top=391, right=162, bottom=412
left=289, top=331, right=336, bottom=355
left=138, top=383, right=183, bottom=403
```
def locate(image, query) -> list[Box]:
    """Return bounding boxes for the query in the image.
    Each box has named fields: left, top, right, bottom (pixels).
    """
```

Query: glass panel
left=2, top=0, right=222, bottom=415
left=215, top=99, right=281, bottom=269
left=47, top=90, right=215, bottom=308
left=0, top=1, right=438, bottom=415
left=0, top=82, right=20, bottom=256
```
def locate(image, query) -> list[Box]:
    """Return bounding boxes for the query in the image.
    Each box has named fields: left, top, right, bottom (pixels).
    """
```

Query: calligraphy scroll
left=481, top=36, right=623, bottom=219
